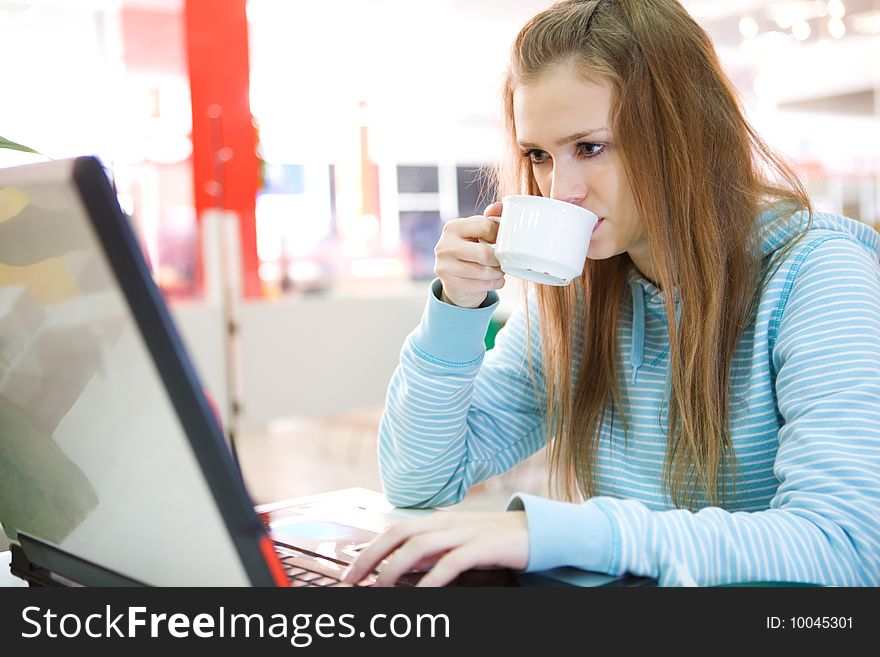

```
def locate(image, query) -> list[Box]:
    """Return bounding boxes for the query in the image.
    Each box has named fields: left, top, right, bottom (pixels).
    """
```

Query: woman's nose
left=549, top=166, right=587, bottom=205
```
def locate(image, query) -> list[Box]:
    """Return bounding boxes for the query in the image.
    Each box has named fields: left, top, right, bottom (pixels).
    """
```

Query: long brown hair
left=494, top=0, right=811, bottom=508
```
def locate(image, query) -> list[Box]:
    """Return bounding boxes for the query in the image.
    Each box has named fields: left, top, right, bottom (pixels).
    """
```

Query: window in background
left=255, top=161, right=355, bottom=296
left=399, top=211, right=443, bottom=281
left=396, top=166, right=441, bottom=280
left=397, top=166, right=440, bottom=194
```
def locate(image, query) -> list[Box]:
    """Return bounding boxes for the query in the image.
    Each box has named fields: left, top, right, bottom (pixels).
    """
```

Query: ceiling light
left=792, top=20, right=812, bottom=41
left=739, top=16, right=759, bottom=39
left=828, top=17, right=846, bottom=38
left=827, top=0, right=846, bottom=20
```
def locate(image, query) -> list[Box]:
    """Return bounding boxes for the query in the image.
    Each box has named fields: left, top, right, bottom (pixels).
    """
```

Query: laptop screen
left=0, top=158, right=258, bottom=585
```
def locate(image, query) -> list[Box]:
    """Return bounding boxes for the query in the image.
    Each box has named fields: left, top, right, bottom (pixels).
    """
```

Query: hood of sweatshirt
left=625, top=207, right=880, bottom=382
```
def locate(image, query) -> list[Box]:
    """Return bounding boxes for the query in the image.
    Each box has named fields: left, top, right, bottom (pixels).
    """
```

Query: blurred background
left=1, top=0, right=878, bottom=510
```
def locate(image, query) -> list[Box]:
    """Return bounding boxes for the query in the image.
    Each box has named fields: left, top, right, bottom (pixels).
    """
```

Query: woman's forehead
left=512, top=68, right=613, bottom=141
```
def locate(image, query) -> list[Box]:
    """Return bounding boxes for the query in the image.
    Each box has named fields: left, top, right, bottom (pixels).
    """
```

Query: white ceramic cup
left=487, top=195, right=598, bottom=286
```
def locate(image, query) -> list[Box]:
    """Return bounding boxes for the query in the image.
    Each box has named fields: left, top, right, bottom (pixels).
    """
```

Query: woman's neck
left=627, top=248, right=660, bottom=289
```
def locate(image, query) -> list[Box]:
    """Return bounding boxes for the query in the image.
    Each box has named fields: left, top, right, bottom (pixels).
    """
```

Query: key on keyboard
left=274, top=547, right=374, bottom=587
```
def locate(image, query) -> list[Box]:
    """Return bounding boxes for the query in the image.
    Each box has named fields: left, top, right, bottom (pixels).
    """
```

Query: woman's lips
left=592, top=218, right=605, bottom=233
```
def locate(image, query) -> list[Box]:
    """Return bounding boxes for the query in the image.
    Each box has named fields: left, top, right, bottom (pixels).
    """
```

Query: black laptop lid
left=0, top=156, right=280, bottom=586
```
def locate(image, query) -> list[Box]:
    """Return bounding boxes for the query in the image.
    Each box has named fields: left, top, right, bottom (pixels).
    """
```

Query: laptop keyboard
left=274, top=547, right=375, bottom=587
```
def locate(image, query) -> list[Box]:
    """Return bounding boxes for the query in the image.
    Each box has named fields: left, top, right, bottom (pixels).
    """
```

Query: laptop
left=0, top=156, right=647, bottom=587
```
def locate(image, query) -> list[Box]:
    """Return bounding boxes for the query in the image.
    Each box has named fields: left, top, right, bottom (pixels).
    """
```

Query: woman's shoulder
left=760, top=209, right=880, bottom=279
left=753, top=211, right=879, bottom=338
left=762, top=204, right=877, bottom=246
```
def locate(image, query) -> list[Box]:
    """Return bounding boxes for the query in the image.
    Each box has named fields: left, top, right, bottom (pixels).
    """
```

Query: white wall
left=170, top=301, right=229, bottom=427
left=171, top=289, right=428, bottom=431
left=237, top=292, right=426, bottom=425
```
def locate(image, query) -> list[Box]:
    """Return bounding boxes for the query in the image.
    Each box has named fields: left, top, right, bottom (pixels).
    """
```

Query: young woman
left=344, top=0, right=880, bottom=587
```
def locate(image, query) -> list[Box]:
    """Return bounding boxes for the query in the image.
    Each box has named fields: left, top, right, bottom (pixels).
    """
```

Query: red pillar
left=184, top=0, right=260, bottom=298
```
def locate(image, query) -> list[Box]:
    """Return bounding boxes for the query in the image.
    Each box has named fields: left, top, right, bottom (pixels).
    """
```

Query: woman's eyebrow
left=517, top=128, right=609, bottom=150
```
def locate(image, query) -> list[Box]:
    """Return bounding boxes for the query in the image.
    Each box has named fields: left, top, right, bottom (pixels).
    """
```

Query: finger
left=376, top=528, right=470, bottom=587
left=457, top=241, right=500, bottom=267
left=475, top=215, right=500, bottom=243
left=487, top=276, right=506, bottom=290
left=483, top=201, right=503, bottom=217
left=435, top=260, right=502, bottom=282
left=415, top=542, right=489, bottom=587
left=343, top=515, right=456, bottom=583
left=443, top=216, right=499, bottom=242
left=411, top=553, right=444, bottom=572
left=342, top=521, right=424, bottom=583
left=435, top=239, right=498, bottom=268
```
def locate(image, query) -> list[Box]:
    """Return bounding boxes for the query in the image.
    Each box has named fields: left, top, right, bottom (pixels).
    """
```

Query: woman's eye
left=578, top=142, right=605, bottom=158
left=524, top=149, right=548, bottom=164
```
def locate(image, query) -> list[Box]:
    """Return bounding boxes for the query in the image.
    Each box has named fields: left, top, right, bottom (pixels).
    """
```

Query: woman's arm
left=378, top=280, right=548, bottom=508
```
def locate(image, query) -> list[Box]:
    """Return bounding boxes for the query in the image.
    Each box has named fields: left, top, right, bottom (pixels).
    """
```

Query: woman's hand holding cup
left=434, top=202, right=505, bottom=308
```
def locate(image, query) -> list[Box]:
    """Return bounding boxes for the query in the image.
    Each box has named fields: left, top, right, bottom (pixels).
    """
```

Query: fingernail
left=341, top=566, right=353, bottom=582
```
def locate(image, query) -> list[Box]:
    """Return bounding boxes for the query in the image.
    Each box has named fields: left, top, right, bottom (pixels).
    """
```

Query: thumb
left=483, top=201, right=503, bottom=217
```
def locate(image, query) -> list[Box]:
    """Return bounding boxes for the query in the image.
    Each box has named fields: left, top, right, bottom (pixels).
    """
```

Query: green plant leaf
left=0, top=137, right=39, bottom=154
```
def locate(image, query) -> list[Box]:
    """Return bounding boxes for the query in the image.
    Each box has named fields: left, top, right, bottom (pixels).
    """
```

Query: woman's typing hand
left=342, top=510, right=529, bottom=587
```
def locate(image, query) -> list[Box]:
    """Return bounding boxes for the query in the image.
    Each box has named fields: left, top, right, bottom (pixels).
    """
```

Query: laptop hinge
left=11, top=534, right=146, bottom=587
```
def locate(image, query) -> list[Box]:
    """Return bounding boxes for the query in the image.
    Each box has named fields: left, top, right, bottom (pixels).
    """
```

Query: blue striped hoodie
left=377, top=209, right=880, bottom=586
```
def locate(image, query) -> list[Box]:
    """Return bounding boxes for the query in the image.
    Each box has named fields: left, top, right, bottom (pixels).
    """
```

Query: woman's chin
left=587, top=245, right=614, bottom=261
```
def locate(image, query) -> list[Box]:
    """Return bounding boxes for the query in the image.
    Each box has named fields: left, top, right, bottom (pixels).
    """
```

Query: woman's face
left=512, top=64, right=652, bottom=277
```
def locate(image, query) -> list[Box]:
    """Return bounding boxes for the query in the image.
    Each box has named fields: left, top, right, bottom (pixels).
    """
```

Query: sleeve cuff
left=409, top=279, right=500, bottom=364
left=506, top=493, right=614, bottom=574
